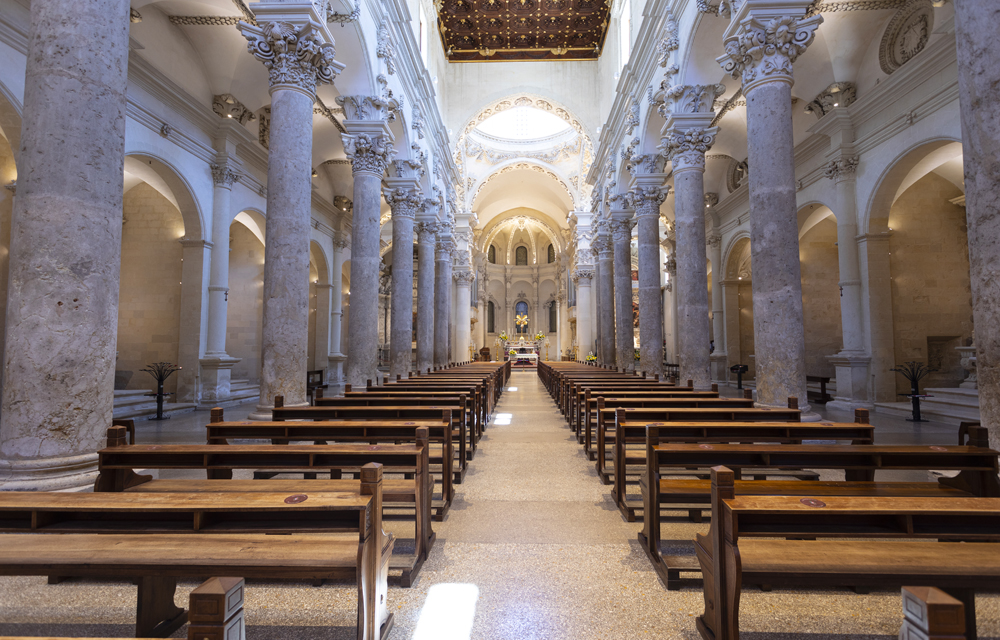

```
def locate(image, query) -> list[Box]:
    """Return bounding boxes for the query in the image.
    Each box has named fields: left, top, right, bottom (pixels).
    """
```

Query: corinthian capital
left=823, top=155, right=859, bottom=183
left=210, top=162, right=241, bottom=189
left=572, top=268, right=594, bottom=283
left=660, top=126, right=719, bottom=173
left=383, top=187, right=422, bottom=219
left=661, top=84, right=726, bottom=118
left=436, top=235, right=455, bottom=257
left=628, top=186, right=669, bottom=218
left=453, top=269, right=476, bottom=285
left=239, top=20, right=343, bottom=97
left=342, top=133, right=395, bottom=176
left=717, top=13, right=823, bottom=92
left=611, top=218, right=636, bottom=242
left=336, top=94, right=400, bottom=122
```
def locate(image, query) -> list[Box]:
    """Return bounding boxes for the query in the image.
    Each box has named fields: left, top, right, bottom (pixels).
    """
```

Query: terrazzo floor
left=0, top=371, right=997, bottom=639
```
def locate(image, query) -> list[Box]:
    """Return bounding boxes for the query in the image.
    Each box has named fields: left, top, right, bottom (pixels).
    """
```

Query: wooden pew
left=612, top=411, right=876, bottom=519
left=571, top=386, right=702, bottom=436
left=645, top=440, right=1000, bottom=590
left=97, top=427, right=434, bottom=585
left=342, top=389, right=483, bottom=448
left=272, top=401, right=468, bottom=485
left=900, top=586, right=967, bottom=640
left=381, top=379, right=492, bottom=430
left=694, top=467, right=1000, bottom=640
left=0, top=464, right=394, bottom=640
left=593, top=400, right=800, bottom=473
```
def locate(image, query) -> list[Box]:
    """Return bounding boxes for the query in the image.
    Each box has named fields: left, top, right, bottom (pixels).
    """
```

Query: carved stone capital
left=383, top=187, right=422, bottom=219
left=611, top=218, right=637, bottom=243
left=453, top=269, right=476, bottom=285
left=823, top=155, right=859, bottom=183
left=706, top=233, right=722, bottom=248
left=660, top=84, right=726, bottom=119
left=239, top=21, right=343, bottom=97
left=628, top=186, right=669, bottom=218
left=416, top=221, right=439, bottom=242
left=804, top=82, right=857, bottom=118
left=665, top=256, right=677, bottom=275
left=660, top=126, right=719, bottom=173
left=213, top=94, right=256, bottom=124
left=336, top=94, right=400, bottom=122
left=572, top=268, right=594, bottom=283
left=334, top=195, right=353, bottom=213
left=717, top=14, right=823, bottom=92
left=342, top=133, right=395, bottom=176
left=436, top=235, right=455, bottom=258
left=629, top=153, right=665, bottom=177
left=210, top=162, right=241, bottom=189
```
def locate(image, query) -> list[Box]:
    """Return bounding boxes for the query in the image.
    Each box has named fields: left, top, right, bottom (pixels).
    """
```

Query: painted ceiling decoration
left=435, top=0, right=613, bottom=62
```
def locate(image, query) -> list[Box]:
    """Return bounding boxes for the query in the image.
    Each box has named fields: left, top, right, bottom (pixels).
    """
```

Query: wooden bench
left=612, top=411, right=876, bottom=519
left=96, top=428, right=433, bottom=585
left=694, top=467, right=1000, bottom=640
left=306, top=369, right=327, bottom=405
left=272, top=401, right=468, bottom=485
left=900, top=586, right=968, bottom=640
left=806, top=374, right=832, bottom=404
left=644, top=439, right=1000, bottom=590
left=0, top=463, right=394, bottom=640
left=342, top=389, right=484, bottom=447
left=571, top=387, right=703, bottom=435
left=379, top=379, right=493, bottom=428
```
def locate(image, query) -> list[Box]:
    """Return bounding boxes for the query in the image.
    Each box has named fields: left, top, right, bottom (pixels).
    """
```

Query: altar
left=503, top=337, right=544, bottom=365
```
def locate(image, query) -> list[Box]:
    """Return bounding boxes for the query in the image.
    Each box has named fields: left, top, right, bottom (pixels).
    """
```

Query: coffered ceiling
left=436, top=0, right=612, bottom=62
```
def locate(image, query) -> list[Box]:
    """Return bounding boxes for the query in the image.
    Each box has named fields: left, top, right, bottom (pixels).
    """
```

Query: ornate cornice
left=239, top=21, right=343, bottom=97
left=342, top=133, right=395, bottom=177
left=660, top=126, right=719, bottom=174
left=717, top=14, right=823, bottom=92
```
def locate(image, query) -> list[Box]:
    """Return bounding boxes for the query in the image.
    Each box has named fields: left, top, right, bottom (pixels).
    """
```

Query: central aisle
left=388, top=370, right=692, bottom=639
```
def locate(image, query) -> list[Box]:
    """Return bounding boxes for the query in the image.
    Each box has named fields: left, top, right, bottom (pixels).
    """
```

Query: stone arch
left=457, top=93, right=596, bottom=151
left=471, top=158, right=578, bottom=212
left=122, top=152, right=207, bottom=241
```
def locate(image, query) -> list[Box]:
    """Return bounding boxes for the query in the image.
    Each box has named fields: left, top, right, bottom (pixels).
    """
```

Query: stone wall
left=227, top=222, right=264, bottom=384
left=800, top=218, right=843, bottom=378
left=116, top=183, right=184, bottom=393
left=0, top=132, right=15, bottom=391
left=738, top=282, right=755, bottom=379
left=889, top=172, right=973, bottom=392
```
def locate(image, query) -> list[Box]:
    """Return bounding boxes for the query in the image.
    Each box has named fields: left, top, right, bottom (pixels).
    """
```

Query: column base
left=328, top=354, right=347, bottom=396
left=0, top=452, right=99, bottom=492
left=826, top=352, right=873, bottom=412
left=200, top=355, right=241, bottom=403
left=710, top=352, right=729, bottom=383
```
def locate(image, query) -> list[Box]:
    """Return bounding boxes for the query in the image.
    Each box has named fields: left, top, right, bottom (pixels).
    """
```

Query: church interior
left=0, top=0, right=998, bottom=637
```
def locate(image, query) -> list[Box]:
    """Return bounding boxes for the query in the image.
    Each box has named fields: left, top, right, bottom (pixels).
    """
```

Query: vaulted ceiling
left=437, top=0, right=612, bottom=62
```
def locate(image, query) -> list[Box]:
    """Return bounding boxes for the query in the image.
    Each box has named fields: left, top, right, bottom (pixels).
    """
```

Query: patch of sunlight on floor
left=507, top=387, right=518, bottom=391
left=494, top=413, right=513, bottom=425
left=412, top=583, right=479, bottom=640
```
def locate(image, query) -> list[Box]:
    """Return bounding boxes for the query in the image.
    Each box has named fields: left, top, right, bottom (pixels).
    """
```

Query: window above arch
left=515, top=245, right=528, bottom=266
left=488, top=244, right=497, bottom=264
left=547, top=244, right=555, bottom=263
left=475, top=107, right=572, bottom=141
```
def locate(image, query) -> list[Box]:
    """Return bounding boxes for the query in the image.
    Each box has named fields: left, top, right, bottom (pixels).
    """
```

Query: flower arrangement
left=509, top=349, right=517, bottom=356
left=585, top=351, right=597, bottom=363
left=498, top=331, right=509, bottom=342
left=534, top=331, right=545, bottom=341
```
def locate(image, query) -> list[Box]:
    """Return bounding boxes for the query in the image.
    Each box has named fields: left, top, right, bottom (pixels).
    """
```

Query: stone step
left=874, top=387, right=980, bottom=426
left=197, top=379, right=260, bottom=410
left=112, top=400, right=197, bottom=420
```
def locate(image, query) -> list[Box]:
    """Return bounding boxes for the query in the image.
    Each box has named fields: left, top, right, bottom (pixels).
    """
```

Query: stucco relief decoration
left=879, top=0, right=933, bottom=74
left=655, top=12, right=680, bottom=67
left=213, top=94, right=256, bottom=124
left=472, top=162, right=575, bottom=206
left=717, top=14, right=823, bottom=88
left=376, top=19, right=396, bottom=75
left=660, top=127, right=719, bottom=173
left=258, top=106, right=271, bottom=148
left=336, top=94, right=400, bottom=122
left=412, top=103, right=425, bottom=139
left=624, top=97, right=640, bottom=135
left=804, top=82, right=857, bottom=117
left=239, top=21, right=342, bottom=95
left=664, top=84, right=726, bottom=117
left=727, top=157, right=749, bottom=192
left=823, top=155, right=860, bottom=182
left=628, top=153, right=664, bottom=178
left=342, top=132, right=396, bottom=175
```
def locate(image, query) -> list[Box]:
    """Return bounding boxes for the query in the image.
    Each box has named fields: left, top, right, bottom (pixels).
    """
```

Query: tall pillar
left=706, top=195, right=728, bottom=381
left=611, top=209, right=636, bottom=371
left=434, top=229, right=454, bottom=367
left=596, top=228, right=616, bottom=366
left=717, top=3, right=821, bottom=412
left=557, top=291, right=569, bottom=359
left=574, top=268, right=594, bottom=358
left=0, top=0, right=130, bottom=490
left=955, top=0, right=1000, bottom=449
left=629, top=159, right=668, bottom=379
left=328, top=231, right=348, bottom=392
left=339, top=95, right=397, bottom=388
left=665, top=251, right=679, bottom=362
left=240, top=13, right=343, bottom=415
left=201, top=162, right=241, bottom=402
left=384, top=182, right=420, bottom=378
left=455, top=270, right=474, bottom=363
left=314, top=282, right=332, bottom=376
left=661, top=98, right=722, bottom=390
left=415, top=220, right=437, bottom=372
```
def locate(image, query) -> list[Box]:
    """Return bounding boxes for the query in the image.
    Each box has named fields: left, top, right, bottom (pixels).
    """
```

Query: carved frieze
left=879, top=0, right=933, bottom=74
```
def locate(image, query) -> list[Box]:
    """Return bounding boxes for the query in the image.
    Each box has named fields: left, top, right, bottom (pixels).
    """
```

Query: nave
left=1, top=371, right=996, bottom=640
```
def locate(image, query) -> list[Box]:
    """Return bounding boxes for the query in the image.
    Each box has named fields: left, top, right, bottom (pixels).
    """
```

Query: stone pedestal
left=434, top=231, right=454, bottom=368
left=339, top=95, right=396, bottom=388
left=826, top=352, right=873, bottom=412
left=0, top=0, right=131, bottom=490
left=384, top=182, right=420, bottom=378
left=611, top=212, right=636, bottom=371
left=239, top=11, right=343, bottom=417
left=415, top=219, right=437, bottom=373
left=718, top=4, right=821, bottom=414
left=200, top=356, right=240, bottom=404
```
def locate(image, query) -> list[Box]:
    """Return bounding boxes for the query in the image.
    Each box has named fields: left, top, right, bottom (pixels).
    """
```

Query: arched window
left=487, top=300, right=495, bottom=333
left=547, top=244, right=555, bottom=263
left=488, top=244, right=496, bottom=264
left=515, top=300, right=528, bottom=333
left=515, top=246, right=528, bottom=266
left=549, top=301, right=557, bottom=332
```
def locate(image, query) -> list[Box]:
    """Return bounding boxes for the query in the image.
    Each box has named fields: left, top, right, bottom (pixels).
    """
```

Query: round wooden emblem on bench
left=284, top=494, right=308, bottom=504
left=698, top=444, right=714, bottom=449
left=405, top=422, right=416, bottom=425
left=800, top=498, right=826, bottom=508
left=930, top=446, right=947, bottom=451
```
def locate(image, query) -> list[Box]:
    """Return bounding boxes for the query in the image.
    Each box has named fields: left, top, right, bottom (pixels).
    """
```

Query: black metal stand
left=891, top=361, right=935, bottom=424
left=901, top=393, right=933, bottom=422
left=730, top=364, right=749, bottom=390
left=141, top=362, right=181, bottom=421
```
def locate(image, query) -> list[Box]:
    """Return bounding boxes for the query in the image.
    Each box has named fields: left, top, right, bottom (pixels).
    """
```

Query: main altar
left=502, top=336, right=545, bottom=364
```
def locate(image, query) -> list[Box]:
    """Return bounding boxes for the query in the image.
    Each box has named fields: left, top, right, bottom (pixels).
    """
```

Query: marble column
left=0, top=0, right=130, bottom=490
left=662, top=117, right=719, bottom=390
left=718, top=4, right=820, bottom=412
left=434, top=230, right=454, bottom=367
left=955, top=0, right=1000, bottom=450
left=629, top=170, right=668, bottom=379
left=339, top=96, right=397, bottom=388
left=455, top=270, right=474, bottom=363
left=201, top=162, right=241, bottom=402
left=706, top=196, right=728, bottom=381
left=384, top=184, right=420, bottom=378
left=596, top=229, right=616, bottom=367
left=557, top=291, right=569, bottom=359
left=415, top=220, right=437, bottom=372
left=574, top=268, right=595, bottom=358
left=328, top=231, right=348, bottom=391
left=240, top=14, right=343, bottom=415
left=611, top=212, right=636, bottom=371
left=665, top=251, right=679, bottom=362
